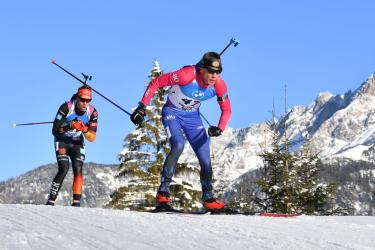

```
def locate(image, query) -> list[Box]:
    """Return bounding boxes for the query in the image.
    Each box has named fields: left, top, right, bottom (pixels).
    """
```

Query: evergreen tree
left=256, top=110, right=336, bottom=215
left=291, top=134, right=336, bottom=214
left=256, top=116, right=292, bottom=213
left=106, top=60, right=169, bottom=210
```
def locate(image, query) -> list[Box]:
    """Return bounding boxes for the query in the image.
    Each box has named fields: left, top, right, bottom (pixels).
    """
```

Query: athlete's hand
left=208, top=126, right=222, bottom=137
left=71, top=120, right=88, bottom=132
left=130, top=103, right=146, bottom=126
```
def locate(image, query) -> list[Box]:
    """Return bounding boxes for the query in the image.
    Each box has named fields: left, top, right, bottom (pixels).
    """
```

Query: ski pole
left=51, top=60, right=132, bottom=116
left=12, top=121, right=53, bottom=128
left=219, top=37, right=240, bottom=56
left=199, top=112, right=212, bottom=127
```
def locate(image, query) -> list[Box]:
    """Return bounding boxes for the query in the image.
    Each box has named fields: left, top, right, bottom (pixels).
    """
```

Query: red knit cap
left=77, top=87, right=92, bottom=99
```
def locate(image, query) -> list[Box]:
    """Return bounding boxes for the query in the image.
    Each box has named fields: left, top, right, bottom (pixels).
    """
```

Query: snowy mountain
left=1, top=204, right=374, bottom=250
left=0, top=163, right=126, bottom=207
left=285, top=73, right=375, bottom=161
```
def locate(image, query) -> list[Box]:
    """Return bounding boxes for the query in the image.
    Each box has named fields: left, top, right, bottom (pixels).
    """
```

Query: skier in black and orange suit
left=46, top=85, right=98, bottom=207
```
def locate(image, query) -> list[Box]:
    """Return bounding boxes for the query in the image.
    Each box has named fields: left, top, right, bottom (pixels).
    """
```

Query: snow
left=334, top=144, right=371, bottom=161
left=344, top=124, right=375, bottom=147
left=1, top=205, right=375, bottom=250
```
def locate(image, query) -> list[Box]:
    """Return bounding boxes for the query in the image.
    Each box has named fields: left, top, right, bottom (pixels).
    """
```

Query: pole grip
left=219, top=37, right=240, bottom=55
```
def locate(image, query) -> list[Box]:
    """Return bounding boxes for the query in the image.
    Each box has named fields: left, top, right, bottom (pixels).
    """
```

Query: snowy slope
left=1, top=204, right=374, bottom=250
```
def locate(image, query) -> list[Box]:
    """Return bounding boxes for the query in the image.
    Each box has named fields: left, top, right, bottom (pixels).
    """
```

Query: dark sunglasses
left=78, top=97, right=92, bottom=103
left=206, top=67, right=222, bottom=74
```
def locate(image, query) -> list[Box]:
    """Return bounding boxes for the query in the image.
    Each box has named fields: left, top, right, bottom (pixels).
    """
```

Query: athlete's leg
left=47, top=141, right=70, bottom=204
left=70, top=145, right=85, bottom=206
left=158, top=108, right=185, bottom=195
left=182, top=112, right=213, bottom=201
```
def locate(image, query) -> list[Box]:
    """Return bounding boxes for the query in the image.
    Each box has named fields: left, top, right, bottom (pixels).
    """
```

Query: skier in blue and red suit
left=46, top=86, right=98, bottom=207
left=130, top=52, right=231, bottom=210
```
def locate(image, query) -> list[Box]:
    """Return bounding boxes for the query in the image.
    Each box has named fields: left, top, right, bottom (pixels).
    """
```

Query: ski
left=206, top=207, right=256, bottom=216
left=149, top=203, right=184, bottom=214
left=148, top=205, right=256, bottom=215
left=148, top=203, right=302, bottom=217
left=148, top=203, right=208, bottom=214
left=148, top=205, right=302, bottom=217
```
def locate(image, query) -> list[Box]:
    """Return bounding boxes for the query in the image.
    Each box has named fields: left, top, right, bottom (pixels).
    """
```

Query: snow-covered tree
left=106, top=60, right=169, bottom=210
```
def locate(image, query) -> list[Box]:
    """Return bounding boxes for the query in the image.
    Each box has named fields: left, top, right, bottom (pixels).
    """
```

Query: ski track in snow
left=1, top=204, right=375, bottom=250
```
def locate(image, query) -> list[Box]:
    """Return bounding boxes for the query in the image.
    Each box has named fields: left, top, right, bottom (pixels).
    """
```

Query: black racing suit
left=47, top=99, right=98, bottom=205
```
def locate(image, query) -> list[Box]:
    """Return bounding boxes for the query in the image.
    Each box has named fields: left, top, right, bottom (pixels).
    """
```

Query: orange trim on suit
left=73, top=174, right=83, bottom=195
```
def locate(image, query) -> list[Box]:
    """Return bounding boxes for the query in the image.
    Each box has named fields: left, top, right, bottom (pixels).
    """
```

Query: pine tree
left=256, top=99, right=335, bottom=215
left=291, top=133, right=336, bottom=215
left=256, top=115, right=293, bottom=213
left=106, top=60, right=169, bottom=210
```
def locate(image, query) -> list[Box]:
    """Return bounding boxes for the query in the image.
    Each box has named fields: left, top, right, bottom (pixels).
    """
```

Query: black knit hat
left=196, top=51, right=223, bottom=73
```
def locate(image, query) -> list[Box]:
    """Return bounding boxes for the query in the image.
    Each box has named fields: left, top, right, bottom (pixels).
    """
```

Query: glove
left=208, top=126, right=222, bottom=137
left=83, top=130, right=96, bottom=142
left=71, top=120, right=88, bottom=133
left=130, top=103, right=146, bottom=126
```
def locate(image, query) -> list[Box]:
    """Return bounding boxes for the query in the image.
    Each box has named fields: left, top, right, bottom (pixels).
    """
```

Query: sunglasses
left=78, top=97, right=92, bottom=103
left=206, top=67, right=222, bottom=74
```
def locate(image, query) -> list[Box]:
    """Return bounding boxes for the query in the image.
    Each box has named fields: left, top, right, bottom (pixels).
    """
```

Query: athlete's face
left=200, top=68, right=219, bottom=86
left=76, top=97, right=91, bottom=112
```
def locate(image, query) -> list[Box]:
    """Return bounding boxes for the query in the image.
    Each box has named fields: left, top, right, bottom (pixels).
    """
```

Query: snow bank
left=1, top=204, right=374, bottom=250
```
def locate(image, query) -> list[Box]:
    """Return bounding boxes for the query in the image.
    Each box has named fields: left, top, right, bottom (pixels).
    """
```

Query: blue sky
left=1, top=1, right=375, bottom=181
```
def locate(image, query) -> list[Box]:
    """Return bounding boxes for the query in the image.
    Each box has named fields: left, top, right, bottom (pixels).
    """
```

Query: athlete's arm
left=140, top=66, right=196, bottom=106
left=83, top=108, right=98, bottom=142
left=215, top=79, right=232, bottom=131
left=52, top=103, right=69, bottom=137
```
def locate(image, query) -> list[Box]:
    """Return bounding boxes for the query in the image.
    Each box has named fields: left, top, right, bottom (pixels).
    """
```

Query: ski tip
left=12, top=123, right=17, bottom=128
left=51, top=59, right=56, bottom=64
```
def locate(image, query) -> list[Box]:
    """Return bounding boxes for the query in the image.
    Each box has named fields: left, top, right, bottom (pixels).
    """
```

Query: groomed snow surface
left=1, top=204, right=374, bottom=250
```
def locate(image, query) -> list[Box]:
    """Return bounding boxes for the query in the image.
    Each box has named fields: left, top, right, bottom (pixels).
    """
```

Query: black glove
left=130, top=103, right=146, bottom=126
left=208, top=126, right=222, bottom=137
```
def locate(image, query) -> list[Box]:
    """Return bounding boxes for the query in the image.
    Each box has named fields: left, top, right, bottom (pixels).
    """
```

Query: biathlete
left=46, top=86, right=98, bottom=207
left=130, top=52, right=232, bottom=210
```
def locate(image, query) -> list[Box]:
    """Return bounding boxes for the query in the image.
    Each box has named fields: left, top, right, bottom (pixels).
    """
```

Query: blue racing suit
left=140, top=65, right=231, bottom=200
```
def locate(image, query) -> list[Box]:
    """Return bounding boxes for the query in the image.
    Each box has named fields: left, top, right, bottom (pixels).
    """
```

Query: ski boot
left=72, top=194, right=81, bottom=207
left=155, top=192, right=173, bottom=211
left=45, top=196, right=56, bottom=206
left=71, top=200, right=81, bottom=207
left=203, top=198, right=225, bottom=211
left=45, top=200, right=55, bottom=206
